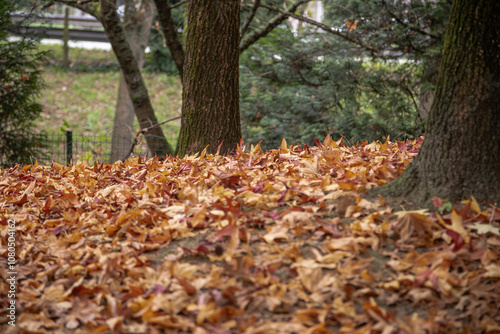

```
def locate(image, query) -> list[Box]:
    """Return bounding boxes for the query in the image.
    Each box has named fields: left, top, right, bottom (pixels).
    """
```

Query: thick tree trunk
left=379, top=0, right=500, bottom=204
left=177, top=0, right=241, bottom=156
left=153, top=0, right=184, bottom=81
left=110, top=0, right=155, bottom=162
left=100, top=0, right=173, bottom=157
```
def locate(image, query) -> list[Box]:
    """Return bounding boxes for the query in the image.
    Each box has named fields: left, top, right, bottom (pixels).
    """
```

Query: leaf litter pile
left=1, top=136, right=499, bottom=333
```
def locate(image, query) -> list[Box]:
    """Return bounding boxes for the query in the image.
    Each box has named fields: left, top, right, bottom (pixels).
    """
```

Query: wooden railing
left=11, top=13, right=108, bottom=42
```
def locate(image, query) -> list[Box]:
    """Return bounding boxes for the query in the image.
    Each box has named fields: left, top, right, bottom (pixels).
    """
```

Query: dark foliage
left=239, top=0, right=451, bottom=149
left=0, top=0, right=47, bottom=167
left=144, top=0, right=185, bottom=75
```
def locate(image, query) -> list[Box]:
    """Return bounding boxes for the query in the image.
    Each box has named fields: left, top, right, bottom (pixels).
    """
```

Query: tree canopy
left=240, top=0, right=451, bottom=148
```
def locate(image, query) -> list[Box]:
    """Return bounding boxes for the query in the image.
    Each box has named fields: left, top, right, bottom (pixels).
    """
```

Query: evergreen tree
left=0, top=0, right=47, bottom=167
left=239, top=0, right=451, bottom=148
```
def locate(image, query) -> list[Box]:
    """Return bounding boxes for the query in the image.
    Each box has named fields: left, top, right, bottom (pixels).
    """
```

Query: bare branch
left=125, top=116, right=181, bottom=160
left=239, top=0, right=310, bottom=54
left=240, top=0, right=260, bottom=39
left=382, top=0, right=439, bottom=39
left=401, top=82, right=420, bottom=114
left=170, top=0, right=188, bottom=9
left=51, top=0, right=100, bottom=18
left=153, top=0, right=185, bottom=80
left=257, top=2, right=379, bottom=54
left=41, top=1, right=55, bottom=11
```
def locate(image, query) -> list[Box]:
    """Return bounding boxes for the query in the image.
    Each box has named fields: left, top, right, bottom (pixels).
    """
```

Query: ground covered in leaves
left=1, top=136, right=499, bottom=333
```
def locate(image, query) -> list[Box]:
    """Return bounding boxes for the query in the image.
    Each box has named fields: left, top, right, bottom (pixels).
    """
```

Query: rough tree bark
left=100, top=0, right=174, bottom=157
left=176, top=0, right=241, bottom=156
left=378, top=0, right=500, bottom=204
left=110, top=0, right=155, bottom=162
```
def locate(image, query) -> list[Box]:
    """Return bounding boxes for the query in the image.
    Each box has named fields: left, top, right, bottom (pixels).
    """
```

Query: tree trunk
left=100, top=0, right=173, bottom=157
left=153, top=0, right=184, bottom=81
left=110, top=73, right=136, bottom=161
left=177, top=0, right=241, bottom=156
left=378, top=0, right=500, bottom=204
left=110, top=0, right=155, bottom=162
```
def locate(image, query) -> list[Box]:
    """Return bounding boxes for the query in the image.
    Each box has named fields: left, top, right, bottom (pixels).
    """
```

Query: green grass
left=38, top=44, right=119, bottom=71
left=36, top=44, right=182, bottom=148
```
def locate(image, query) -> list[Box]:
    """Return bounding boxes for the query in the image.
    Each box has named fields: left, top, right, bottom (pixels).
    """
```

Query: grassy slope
left=36, top=44, right=183, bottom=146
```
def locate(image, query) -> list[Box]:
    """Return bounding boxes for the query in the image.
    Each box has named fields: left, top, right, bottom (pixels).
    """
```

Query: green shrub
left=240, top=27, right=424, bottom=149
left=0, top=0, right=47, bottom=166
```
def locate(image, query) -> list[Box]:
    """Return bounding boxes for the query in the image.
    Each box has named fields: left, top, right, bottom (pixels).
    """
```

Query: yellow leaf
left=346, top=19, right=359, bottom=32
left=263, top=226, right=289, bottom=243
left=382, top=280, right=400, bottom=290
left=52, top=162, right=64, bottom=169
left=199, top=145, right=209, bottom=159
left=461, top=195, right=481, bottom=214
left=483, top=264, right=500, bottom=278
left=70, top=265, right=86, bottom=275
left=393, top=209, right=429, bottom=219
left=44, top=285, right=65, bottom=301
left=450, top=209, right=470, bottom=243
left=106, top=316, right=123, bottom=331
left=250, top=141, right=262, bottom=155
left=469, top=223, right=500, bottom=236
left=279, top=138, right=289, bottom=153
left=297, top=266, right=322, bottom=292
left=380, top=137, right=388, bottom=152
left=333, top=297, right=356, bottom=317
left=470, top=195, right=481, bottom=214
left=191, top=204, right=207, bottom=228
left=97, top=184, right=119, bottom=198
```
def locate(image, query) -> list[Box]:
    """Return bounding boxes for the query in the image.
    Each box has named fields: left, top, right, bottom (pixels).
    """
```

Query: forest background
left=1, top=0, right=451, bottom=165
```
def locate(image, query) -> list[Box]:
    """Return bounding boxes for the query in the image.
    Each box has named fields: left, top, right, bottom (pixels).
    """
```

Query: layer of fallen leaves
left=1, top=136, right=499, bottom=333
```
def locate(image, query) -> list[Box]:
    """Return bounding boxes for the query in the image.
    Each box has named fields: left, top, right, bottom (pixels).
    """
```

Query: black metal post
left=66, top=130, right=73, bottom=165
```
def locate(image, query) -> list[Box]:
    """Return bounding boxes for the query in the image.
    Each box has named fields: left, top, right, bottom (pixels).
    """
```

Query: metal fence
left=29, top=131, right=161, bottom=166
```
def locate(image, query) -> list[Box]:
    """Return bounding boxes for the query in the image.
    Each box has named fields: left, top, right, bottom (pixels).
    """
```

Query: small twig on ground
left=340, top=135, right=352, bottom=147
left=124, top=115, right=181, bottom=161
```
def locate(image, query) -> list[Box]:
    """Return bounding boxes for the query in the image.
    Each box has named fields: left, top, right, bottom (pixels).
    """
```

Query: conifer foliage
left=0, top=0, right=46, bottom=167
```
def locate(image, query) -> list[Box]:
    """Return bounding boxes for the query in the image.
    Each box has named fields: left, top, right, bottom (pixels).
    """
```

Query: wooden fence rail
left=11, top=13, right=108, bottom=42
